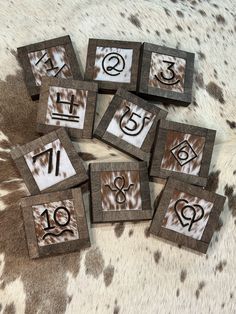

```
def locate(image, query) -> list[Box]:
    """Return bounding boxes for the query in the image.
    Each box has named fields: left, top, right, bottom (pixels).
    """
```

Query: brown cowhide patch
left=0, top=71, right=38, bottom=145
left=103, top=264, right=115, bottom=287
left=84, top=247, right=105, bottom=278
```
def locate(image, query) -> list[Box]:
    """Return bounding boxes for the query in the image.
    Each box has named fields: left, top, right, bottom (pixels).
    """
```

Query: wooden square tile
left=138, top=43, right=195, bottom=106
left=94, top=88, right=167, bottom=162
left=84, top=39, right=141, bottom=93
left=90, top=161, right=152, bottom=223
left=37, top=77, right=98, bottom=140
left=149, top=119, right=216, bottom=186
left=21, top=188, right=90, bottom=258
left=150, top=177, right=226, bottom=253
left=11, top=128, right=88, bottom=195
left=17, top=35, right=82, bottom=100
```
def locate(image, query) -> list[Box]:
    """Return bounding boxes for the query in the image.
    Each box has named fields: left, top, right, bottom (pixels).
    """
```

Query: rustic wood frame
left=84, top=38, right=142, bottom=93
left=21, top=188, right=90, bottom=259
left=137, top=43, right=195, bottom=106
left=11, top=128, right=88, bottom=195
left=89, top=161, right=153, bottom=223
left=149, top=119, right=216, bottom=187
left=94, top=88, right=168, bottom=162
left=17, top=35, right=83, bottom=100
left=36, top=77, right=98, bottom=140
left=150, top=177, right=226, bottom=254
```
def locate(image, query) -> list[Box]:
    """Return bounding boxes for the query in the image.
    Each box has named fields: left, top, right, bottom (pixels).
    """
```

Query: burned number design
left=51, top=92, right=81, bottom=123
left=154, top=60, right=180, bottom=86
left=170, top=140, right=197, bottom=166
left=32, top=148, right=61, bottom=176
left=40, top=206, right=73, bottom=239
left=174, top=199, right=205, bottom=231
left=35, top=51, right=68, bottom=77
left=105, top=176, right=134, bottom=204
left=102, top=52, right=125, bottom=76
left=119, top=106, right=151, bottom=136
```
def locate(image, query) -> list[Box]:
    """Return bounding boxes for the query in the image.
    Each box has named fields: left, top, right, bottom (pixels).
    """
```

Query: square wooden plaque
left=149, top=119, right=216, bottom=187
left=150, top=177, right=226, bottom=253
left=90, top=161, right=152, bottom=223
left=21, top=188, right=90, bottom=258
left=84, top=38, right=141, bottom=93
left=11, top=128, right=88, bottom=195
left=17, top=35, right=82, bottom=100
left=137, top=43, right=195, bottom=106
left=94, top=88, right=168, bottom=162
left=37, top=77, right=98, bottom=140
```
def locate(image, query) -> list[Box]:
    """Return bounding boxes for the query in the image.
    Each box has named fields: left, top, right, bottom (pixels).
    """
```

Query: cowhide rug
left=0, top=1, right=235, bottom=313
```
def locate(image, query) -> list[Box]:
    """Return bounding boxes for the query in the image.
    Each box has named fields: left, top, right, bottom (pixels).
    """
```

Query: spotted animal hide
left=0, top=1, right=235, bottom=314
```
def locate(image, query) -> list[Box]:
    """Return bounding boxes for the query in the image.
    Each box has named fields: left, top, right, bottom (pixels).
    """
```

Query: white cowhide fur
left=0, top=0, right=235, bottom=313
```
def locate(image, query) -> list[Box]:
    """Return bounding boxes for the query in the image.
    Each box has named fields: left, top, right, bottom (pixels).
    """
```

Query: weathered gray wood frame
left=137, top=43, right=195, bottom=106
left=90, top=161, right=153, bottom=223
left=84, top=39, right=142, bottom=93
left=11, top=128, right=88, bottom=195
left=149, top=119, right=216, bottom=187
left=37, top=77, right=98, bottom=140
left=21, top=188, right=90, bottom=258
left=17, top=35, right=82, bottom=100
left=94, top=88, right=168, bottom=162
left=150, top=177, right=226, bottom=254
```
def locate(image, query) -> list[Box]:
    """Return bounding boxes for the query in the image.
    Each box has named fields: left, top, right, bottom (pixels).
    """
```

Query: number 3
left=155, top=60, right=180, bottom=86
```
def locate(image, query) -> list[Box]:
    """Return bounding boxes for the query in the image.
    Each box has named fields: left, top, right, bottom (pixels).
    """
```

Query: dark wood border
left=11, top=128, right=88, bottom=195
left=36, top=77, right=98, bottom=140
left=137, top=43, right=195, bottom=106
left=90, top=161, right=153, bottom=223
left=149, top=119, right=216, bottom=187
left=17, top=35, right=83, bottom=100
left=21, top=188, right=90, bottom=259
left=94, top=88, right=168, bottom=162
left=84, top=38, right=141, bottom=93
left=150, top=177, right=226, bottom=253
